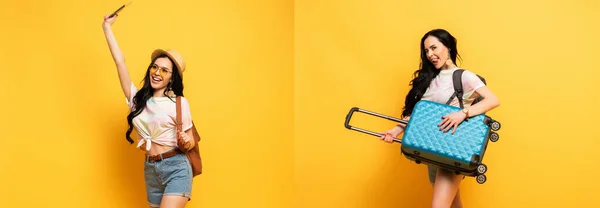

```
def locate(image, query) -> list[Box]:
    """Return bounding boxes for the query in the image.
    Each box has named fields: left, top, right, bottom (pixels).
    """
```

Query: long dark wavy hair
left=125, top=54, right=184, bottom=144
left=402, top=29, right=461, bottom=118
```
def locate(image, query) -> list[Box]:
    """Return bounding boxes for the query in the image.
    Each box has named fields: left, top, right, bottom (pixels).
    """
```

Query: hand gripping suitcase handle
left=345, top=107, right=406, bottom=143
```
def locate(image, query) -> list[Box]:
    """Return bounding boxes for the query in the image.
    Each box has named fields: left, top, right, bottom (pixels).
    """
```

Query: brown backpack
left=176, top=96, right=203, bottom=176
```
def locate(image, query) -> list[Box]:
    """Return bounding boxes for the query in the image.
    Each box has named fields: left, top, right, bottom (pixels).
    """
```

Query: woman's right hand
left=103, top=14, right=118, bottom=26
left=379, top=126, right=404, bottom=143
left=101, top=12, right=132, bottom=100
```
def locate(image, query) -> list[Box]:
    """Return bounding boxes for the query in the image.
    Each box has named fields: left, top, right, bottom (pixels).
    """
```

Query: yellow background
left=2, top=0, right=600, bottom=207
left=0, top=0, right=292, bottom=207
left=294, top=0, right=600, bottom=207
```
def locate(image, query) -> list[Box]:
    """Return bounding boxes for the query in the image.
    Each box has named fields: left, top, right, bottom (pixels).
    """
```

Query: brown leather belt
left=146, top=148, right=182, bottom=162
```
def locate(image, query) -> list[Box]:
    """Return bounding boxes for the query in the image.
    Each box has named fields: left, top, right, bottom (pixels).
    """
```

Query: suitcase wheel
left=490, top=121, right=501, bottom=131
left=476, top=164, right=487, bottom=174
left=489, top=132, right=499, bottom=142
left=476, top=174, right=487, bottom=184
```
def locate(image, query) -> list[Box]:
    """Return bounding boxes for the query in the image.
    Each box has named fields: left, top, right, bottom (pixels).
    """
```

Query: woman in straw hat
left=103, top=13, right=195, bottom=208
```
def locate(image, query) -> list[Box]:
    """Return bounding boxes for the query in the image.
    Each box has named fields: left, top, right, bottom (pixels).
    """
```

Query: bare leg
left=451, top=188, right=462, bottom=208
left=159, top=195, right=189, bottom=208
left=430, top=184, right=461, bottom=207
left=431, top=169, right=463, bottom=208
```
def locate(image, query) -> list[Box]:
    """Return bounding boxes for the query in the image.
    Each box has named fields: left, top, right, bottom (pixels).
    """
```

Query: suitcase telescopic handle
left=344, top=107, right=407, bottom=143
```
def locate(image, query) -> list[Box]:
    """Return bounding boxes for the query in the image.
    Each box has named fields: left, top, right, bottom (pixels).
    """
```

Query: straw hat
left=151, top=49, right=186, bottom=77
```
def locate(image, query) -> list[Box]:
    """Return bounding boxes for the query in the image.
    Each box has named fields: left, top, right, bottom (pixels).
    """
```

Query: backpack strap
left=176, top=96, right=183, bottom=142
left=446, top=69, right=465, bottom=109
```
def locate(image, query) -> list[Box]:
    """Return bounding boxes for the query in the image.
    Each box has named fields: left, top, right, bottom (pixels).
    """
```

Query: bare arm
left=439, top=86, right=500, bottom=134
left=398, top=116, right=410, bottom=127
left=381, top=116, right=410, bottom=143
left=102, top=14, right=133, bottom=99
left=466, top=86, right=500, bottom=117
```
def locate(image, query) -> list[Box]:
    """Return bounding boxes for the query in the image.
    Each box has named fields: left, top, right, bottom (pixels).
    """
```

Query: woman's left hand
left=178, top=131, right=194, bottom=150
left=438, top=111, right=467, bottom=134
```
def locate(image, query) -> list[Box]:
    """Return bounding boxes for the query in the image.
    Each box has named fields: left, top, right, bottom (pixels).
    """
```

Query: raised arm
left=102, top=14, right=133, bottom=99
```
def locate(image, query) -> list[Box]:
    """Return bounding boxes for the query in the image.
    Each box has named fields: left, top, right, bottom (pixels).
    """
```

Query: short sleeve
left=462, top=70, right=486, bottom=99
left=180, top=97, right=194, bottom=132
left=126, top=82, right=139, bottom=111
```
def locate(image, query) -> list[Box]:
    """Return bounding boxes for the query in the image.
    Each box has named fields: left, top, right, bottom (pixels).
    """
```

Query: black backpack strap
left=446, top=69, right=465, bottom=109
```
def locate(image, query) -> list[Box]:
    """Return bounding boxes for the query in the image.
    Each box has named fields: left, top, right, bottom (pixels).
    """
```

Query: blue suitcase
left=344, top=100, right=501, bottom=184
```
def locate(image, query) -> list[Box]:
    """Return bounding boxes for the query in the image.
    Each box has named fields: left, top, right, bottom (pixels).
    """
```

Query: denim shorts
left=427, top=165, right=438, bottom=184
left=144, top=150, right=193, bottom=207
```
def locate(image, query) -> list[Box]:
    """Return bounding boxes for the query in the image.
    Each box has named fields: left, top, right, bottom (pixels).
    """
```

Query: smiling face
left=149, top=57, right=174, bottom=91
left=423, top=35, right=452, bottom=69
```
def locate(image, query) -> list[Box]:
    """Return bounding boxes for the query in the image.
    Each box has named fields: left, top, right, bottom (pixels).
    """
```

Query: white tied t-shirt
left=126, top=83, right=193, bottom=151
left=421, top=67, right=486, bottom=108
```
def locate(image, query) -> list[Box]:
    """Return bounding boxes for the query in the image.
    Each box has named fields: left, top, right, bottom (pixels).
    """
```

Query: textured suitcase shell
left=400, top=100, right=490, bottom=173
